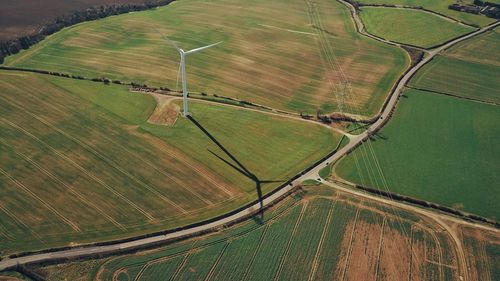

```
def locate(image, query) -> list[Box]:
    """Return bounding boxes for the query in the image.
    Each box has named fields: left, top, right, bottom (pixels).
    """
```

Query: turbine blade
left=157, top=30, right=182, bottom=52
left=184, top=41, right=223, bottom=55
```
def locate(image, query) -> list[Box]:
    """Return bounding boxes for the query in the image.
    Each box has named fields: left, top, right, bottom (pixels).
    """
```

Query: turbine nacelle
left=159, top=32, right=222, bottom=117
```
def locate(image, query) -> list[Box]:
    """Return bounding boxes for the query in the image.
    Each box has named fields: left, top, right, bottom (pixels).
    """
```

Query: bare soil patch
left=378, top=220, right=412, bottom=281
left=344, top=217, right=384, bottom=281
left=147, top=94, right=180, bottom=126
left=461, top=226, right=500, bottom=281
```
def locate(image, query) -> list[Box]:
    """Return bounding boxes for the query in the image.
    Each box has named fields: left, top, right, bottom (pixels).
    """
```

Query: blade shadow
left=188, top=115, right=281, bottom=220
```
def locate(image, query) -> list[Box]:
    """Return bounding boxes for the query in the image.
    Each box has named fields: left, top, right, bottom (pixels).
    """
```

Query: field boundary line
left=341, top=207, right=360, bottom=281
left=338, top=0, right=424, bottom=51
left=171, top=96, right=351, bottom=136
left=307, top=201, right=335, bottom=281
left=406, top=86, right=500, bottom=106
left=356, top=5, right=478, bottom=50
left=0, top=167, right=80, bottom=232
left=0, top=117, right=155, bottom=221
left=0, top=138, right=125, bottom=230
left=374, top=216, right=387, bottom=281
left=273, top=202, right=308, bottom=281
left=204, top=241, right=231, bottom=281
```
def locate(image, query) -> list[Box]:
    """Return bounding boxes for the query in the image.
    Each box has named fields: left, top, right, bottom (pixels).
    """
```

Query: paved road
left=299, top=19, right=500, bottom=182
left=0, top=15, right=498, bottom=274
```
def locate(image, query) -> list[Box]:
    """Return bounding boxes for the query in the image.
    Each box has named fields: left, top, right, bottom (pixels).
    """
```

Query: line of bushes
left=407, top=86, right=500, bottom=106
left=401, top=46, right=424, bottom=68
left=353, top=183, right=500, bottom=228
left=0, top=66, right=83, bottom=80
left=0, top=66, right=153, bottom=89
left=0, top=0, right=175, bottom=64
left=356, top=1, right=480, bottom=28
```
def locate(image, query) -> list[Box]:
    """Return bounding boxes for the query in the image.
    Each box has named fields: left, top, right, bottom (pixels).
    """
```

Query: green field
left=34, top=185, right=462, bottom=281
left=335, top=89, right=500, bottom=219
left=3, top=0, right=408, bottom=116
left=410, top=28, right=500, bottom=103
left=359, top=7, right=474, bottom=48
left=358, top=0, right=495, bottom=26
left=0, top=70, right=342, bottom=256
left=445, top=28, right=500, bottom=66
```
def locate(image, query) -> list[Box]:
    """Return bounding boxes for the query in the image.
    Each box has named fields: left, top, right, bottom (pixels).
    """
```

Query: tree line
left=0, top=0, right=175, bottom=64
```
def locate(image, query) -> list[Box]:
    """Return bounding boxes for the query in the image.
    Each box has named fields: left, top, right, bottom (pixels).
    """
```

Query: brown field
left=461, top=225, right=500, bottom=281
left=338, top=210, right=383, bottom=281
left=333, top=202, right=461, bottom=281
left=0, top=0, right=153, bottom=40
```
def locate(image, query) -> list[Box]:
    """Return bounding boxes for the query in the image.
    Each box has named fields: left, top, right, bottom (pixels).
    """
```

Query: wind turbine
left=160, top=34, right=222, bottom=117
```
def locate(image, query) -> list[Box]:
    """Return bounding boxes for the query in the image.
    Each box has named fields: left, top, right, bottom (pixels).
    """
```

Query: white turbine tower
left=161, top=34, right=222, bottom=117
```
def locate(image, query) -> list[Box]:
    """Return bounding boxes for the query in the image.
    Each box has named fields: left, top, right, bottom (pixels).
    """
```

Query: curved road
left=0, top=15, right=498, bottom=274
left=341, top=0, right=427, bottom=51
left=300, top=18, right=500, bottom=182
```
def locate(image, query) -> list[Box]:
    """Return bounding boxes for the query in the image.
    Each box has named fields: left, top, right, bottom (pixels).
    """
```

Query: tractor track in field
left=0, top=4, right=499, bottom=276
left=317, top=179, right=499, bottom=281
left=307, top=202, right=335, bottom=281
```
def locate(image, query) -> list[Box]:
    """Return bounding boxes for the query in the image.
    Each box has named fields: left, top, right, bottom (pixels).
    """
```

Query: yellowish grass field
left=0, top=70, right=341, bottom=255
left=4, top=0, right=408, bottom=116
